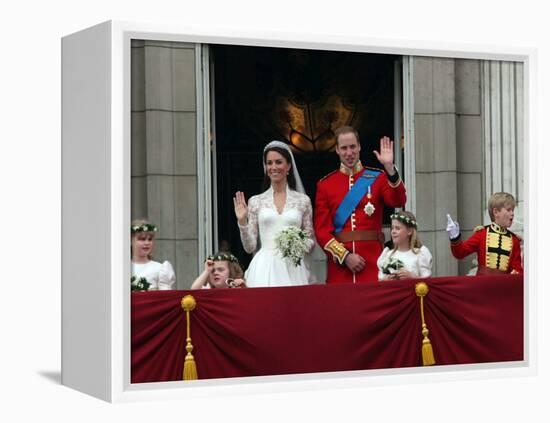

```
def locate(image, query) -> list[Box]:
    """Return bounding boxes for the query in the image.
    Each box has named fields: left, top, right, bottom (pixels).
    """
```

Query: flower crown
left=390, top=213, right=418, bottom=228
left=131, top=223, right=158, bottom=233
left=207, top=253, right=240, bottom=264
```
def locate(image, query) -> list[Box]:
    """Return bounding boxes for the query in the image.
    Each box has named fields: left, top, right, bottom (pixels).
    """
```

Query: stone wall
left=412, top=57, right=523, bottom=276
left=131, top=40, right=199, bottom=289
left=413, top=57, right=459, bottom=276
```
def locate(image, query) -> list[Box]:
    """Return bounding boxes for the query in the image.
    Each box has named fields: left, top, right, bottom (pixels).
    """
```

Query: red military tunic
left=450, top=222, right=523, bottom=275
left=314, top=162, right=407, bottom=283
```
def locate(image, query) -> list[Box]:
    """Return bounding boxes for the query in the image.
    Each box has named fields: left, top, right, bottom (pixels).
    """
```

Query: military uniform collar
left=339, top=161, right=363, bottom=176
left=490, top=222, right=508, bottom=235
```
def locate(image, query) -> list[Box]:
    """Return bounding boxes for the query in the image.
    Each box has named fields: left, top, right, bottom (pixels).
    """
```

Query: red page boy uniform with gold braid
left=450, top=222, right=522, bottom=275
left=314, top=161, right=407, bottom=283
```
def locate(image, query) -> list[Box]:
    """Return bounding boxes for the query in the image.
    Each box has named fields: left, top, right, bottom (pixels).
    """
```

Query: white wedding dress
left=238, top=186, right=316, bottom=287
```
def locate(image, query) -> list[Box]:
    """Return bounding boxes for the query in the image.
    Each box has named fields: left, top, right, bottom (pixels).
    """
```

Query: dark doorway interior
left=211, top=45, right=399, bottom=267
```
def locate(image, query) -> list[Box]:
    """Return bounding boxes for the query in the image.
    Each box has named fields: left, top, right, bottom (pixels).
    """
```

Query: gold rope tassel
left=415, top=282, right=436, bottom=366
left=181, top=295, right=198, bottom=380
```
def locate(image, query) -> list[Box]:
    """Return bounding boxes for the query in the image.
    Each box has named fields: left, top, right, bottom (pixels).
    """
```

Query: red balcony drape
left=131, top=275, right=523, bottom=383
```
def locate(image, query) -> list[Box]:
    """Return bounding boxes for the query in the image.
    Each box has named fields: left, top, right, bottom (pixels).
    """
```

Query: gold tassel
left=181, top=295, right=198, bottom=380
left=415, top=282, right=436, bottom=366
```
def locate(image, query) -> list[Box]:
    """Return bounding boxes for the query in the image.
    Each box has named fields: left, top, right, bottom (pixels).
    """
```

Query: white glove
left=446, top=214, right=460, bottom=240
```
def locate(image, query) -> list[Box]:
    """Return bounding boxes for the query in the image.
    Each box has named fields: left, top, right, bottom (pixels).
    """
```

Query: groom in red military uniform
left=314, top=126, right=407, bottom=283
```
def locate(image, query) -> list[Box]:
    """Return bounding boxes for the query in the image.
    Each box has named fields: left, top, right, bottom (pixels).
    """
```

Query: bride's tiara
left=263, top=140, right=292, bottom=153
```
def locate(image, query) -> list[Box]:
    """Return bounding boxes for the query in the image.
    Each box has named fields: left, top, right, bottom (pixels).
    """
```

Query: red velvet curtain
left=131, top=275, right=523, bottom=383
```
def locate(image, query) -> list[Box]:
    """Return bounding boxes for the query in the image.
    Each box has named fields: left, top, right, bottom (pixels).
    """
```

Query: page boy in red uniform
left=446, top=192, right=523, bottom=275
left=314, top=126, right=407, bottom=283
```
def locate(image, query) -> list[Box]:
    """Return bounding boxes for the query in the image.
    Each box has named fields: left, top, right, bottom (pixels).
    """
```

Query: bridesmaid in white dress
left=233, top=141, right=316, bottom=287
left=376, top=211, right=432, bottom=281
left=131, top=219, right=176, bottom=290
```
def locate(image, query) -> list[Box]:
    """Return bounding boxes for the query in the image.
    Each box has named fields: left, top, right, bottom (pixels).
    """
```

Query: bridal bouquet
left=382, top=257, right=405, bottom=275
left=274, top=226, right=308, bottom=267
left=131, top=276, right=151, bottom=291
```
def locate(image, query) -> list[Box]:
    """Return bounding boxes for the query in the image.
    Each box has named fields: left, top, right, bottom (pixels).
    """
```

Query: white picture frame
left=61, top=20, right=537, bottom=403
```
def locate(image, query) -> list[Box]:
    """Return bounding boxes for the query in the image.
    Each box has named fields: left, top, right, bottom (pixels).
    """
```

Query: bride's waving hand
left=233, top=191, right=248, bottom=225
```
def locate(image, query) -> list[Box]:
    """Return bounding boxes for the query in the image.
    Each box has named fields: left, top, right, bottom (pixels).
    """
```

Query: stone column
left=482, top=61, right=524, bottom=239
left=455, top=59, right=484, bottom=275
left=413, top=57, right=459, bottom=276
left=131, top=40, right=199, bottom=289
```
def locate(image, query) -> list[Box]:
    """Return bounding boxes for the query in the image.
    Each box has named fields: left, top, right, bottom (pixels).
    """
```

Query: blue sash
left=333, top=169, right=381, bottom=233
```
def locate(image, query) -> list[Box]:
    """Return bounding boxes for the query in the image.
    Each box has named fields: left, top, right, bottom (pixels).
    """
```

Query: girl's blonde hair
left=131, top=218, right=156, bottom=260
left=390, top=211, right=422, bottom=254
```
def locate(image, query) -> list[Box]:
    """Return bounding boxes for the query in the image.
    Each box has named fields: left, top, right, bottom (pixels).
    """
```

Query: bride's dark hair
left=261, top=146, right=297, bottom=191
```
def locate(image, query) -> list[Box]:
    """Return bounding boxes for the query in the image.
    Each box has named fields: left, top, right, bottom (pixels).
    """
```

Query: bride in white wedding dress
left=233, top=141, right=316, bottom=287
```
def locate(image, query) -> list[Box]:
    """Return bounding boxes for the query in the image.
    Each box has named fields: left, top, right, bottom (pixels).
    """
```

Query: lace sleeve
left=418, top=246, right=433, bottom=278
left=238, top=195, right=259, bottom=253
left=301, top=195, right=316, bottom=253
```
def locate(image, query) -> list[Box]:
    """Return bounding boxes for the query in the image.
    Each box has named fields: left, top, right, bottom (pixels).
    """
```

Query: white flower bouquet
left=274, top=226, right=308, bottom=267
left=382, top=257, right=405, bottom=275
left=131, top=276, right=151, bottom=291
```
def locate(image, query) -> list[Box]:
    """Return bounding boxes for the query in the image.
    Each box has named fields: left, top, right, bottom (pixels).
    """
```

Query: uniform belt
left=334, top=230, right=385, bottom=243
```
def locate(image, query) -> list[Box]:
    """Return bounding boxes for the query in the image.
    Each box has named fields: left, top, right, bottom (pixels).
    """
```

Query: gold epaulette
left=508, top=229, right=522, bottom=242
left=473, top=225, right=485, bottom=233
left=318, top=170, right=338, bottom=182
left=324, top=238, right=349, bottom=265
